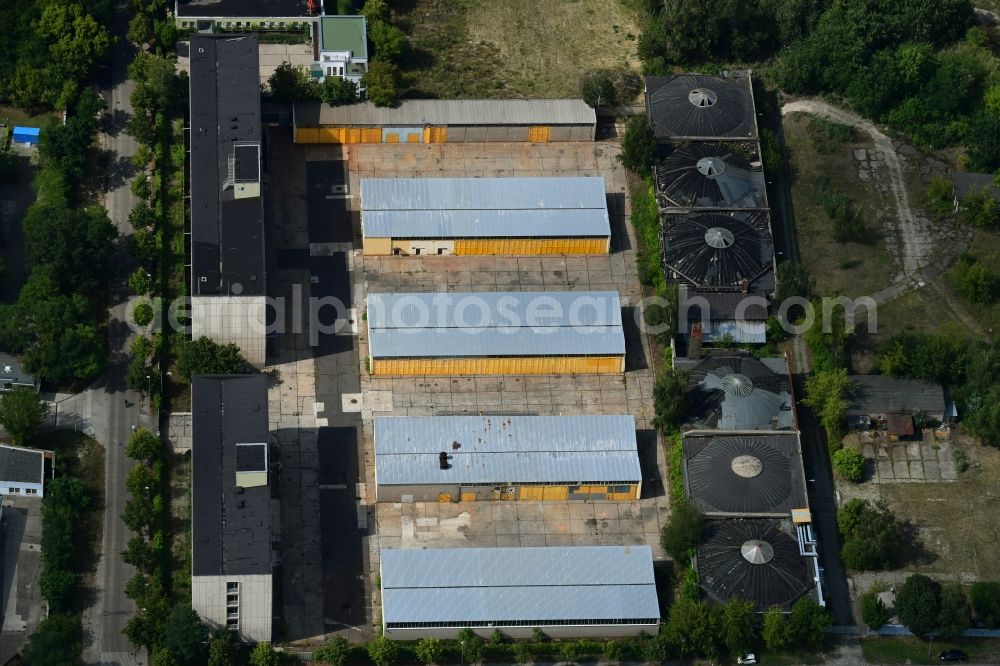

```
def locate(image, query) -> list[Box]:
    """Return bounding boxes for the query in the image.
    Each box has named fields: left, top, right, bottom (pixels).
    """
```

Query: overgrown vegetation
left=832, top=447, right=866, bottom=482
left=0, top=387, right=49, bottom=445
left=802, top=368, right=853, bottom=447
left=837, top=498, right=905, bottom=571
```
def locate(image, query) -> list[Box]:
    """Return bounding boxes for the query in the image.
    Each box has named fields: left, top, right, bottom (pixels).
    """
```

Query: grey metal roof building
left=682, top=433, right=807, bottom=516
left=374, top=416, right=641, bottom=500
left=685, top=355, right=795, bottom=431
left=644, top=73, right=757, bottom=141
left=847, top=375, right=946, bottom=420
left=379, top=546, right=660, bottom=639
left=661, top=211, right=774, bottom=291
left=360, top=177, right=611, bottom=239
left=189, top=34, right=265, bottom=298
left=296, top=99, right=596, bottom=128
left=191, top=374, right=271, bottom=578
left=366, top=291, right=625, bottom=360
left=952, top=171, right=1000, bottom=202
left=696, top=519, right=816, bottom=611
left=655, top=143, right=767, bottom=210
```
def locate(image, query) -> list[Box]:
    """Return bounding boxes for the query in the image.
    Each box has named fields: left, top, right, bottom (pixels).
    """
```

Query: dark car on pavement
left=939, top=649, right=968, bottom=663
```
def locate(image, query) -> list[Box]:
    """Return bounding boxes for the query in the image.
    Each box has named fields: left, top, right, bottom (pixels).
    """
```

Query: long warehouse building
left=189, top=34, right=267, bottom=366
left=361, top=177, right=612, bottom=256
left=293, top=98, right=596, bottom=144
left=191, top=374, right=273, bottom=643
left=366, top=291, right=626, bottom=376
left=374, top=415, right=642, bottom=502
left=380, top=546, right=660, bottom=639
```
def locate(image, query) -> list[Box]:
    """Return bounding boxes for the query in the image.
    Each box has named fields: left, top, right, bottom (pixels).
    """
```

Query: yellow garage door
left=423, top=127, right=447, bottom=143
left=528, top=126, right=551, bottom=143
left=385, top=133, right=399, bottom=144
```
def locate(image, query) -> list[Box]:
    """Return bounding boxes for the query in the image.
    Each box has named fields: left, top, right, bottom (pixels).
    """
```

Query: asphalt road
left=80, top=10, right=149, bottom=665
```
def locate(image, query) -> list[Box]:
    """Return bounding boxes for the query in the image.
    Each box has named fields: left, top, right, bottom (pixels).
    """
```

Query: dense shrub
left=860, top=589, right=891, bottom=629
left=832, top=447, right=866, bottom=482
left=971, top=582, right=1000, bottom=628
left=896, top=574, right=941, bottom=636
left=838, top=498, right=904, bottom=570
left=660, top=500, right=704, bottom=564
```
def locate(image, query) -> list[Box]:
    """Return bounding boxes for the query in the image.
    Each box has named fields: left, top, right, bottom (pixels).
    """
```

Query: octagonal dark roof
left=655, top=143, right=767, bottom=210
left=682, top=433, right=807, bottom=515
left=645, top=74, right=757, bottom=141
left=697, top=519, right=815, bottom=611
left=686, top=355, right=794, bottom=431
left=661, top=211, right=773, bottom=289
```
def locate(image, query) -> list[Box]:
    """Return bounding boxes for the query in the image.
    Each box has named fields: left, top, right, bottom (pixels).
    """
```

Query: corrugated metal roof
left=367, top=291, right=625, bottom=358
left=361, top=177, right=610, bottom=239
left=380, top=546, right=659, bottom=624
left=375, top=415, right=640, bottom=485
left=296, top=99, right=597, bottom=127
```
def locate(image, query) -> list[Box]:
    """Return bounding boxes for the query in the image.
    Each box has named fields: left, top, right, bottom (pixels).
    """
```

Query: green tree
left=363, top=61, right=400, bottom=107
left=266, top=62, right=319, bottom=101
left=775, top=261, right=815, bottom=302
left=127, top=11, right=154, bottom=47
left=651, top=368, right=689, bottom=434
left=832, top=447, right=865, bottom=482
left=802, top=368, right=853, bottom=445
left=719, top=598, right=755, bottom=655
left=39, top=567, right=76, bottom=613
left=664, top=596, right=719, bottom=658
left=22, top=203, right=117, bottom=296
left=321, top=76, right=359, bottom=105
left=959, top=186, right=1000, bottom=229
left=896, top=574, right=941, bottom=636
left=162, top=605, right=209, bottom=666
left=367, top=635, right=399, bottom=666
left=938, top=583, right=971, bottom=640
left=581, top=70, right=617, bottom=107
left=967, top=110, right=1000, bottom=172
left=660, top=500, right=704, bottom=563
left=838, top=499, right=904, bottom=570
left=360, top=0, right=390, bottom=22
left=457, top=628, right=484, bottom=663
left=134, top=301, right=154, bottom=326
left=0, top=388, right=49, bottom=445
left=971, top=581, right=1000, bottom=628
left=369, top=20, right=406, bottom=62
left=956, top=260, right=1000, bottom=305
left=36, top=3, right=113, bottom=83
left=22, top=613, right=83, bottom=666
left=415, top=637, right=444, bottom=664
left=788, top=598, right=831, bottom=649
left=924, top=176, right=956, bottom=216
left=129, top=268, right=153, bottom=295
left=512, top=642, right=532, bottom=664
left=127, top=428, right=162, bottom=464
left=314, top=635, right=351, bottom=665
left=761, top=605, right=791, bottom=651
left=249, top=642, right=281, bottom=666
left=860, top=589, right=891, bottom=629
left=619, top=114, right=657, bottom=172
left=611, top=69, right=643, bottom=103
left=177, top=337, right=247, bottom=380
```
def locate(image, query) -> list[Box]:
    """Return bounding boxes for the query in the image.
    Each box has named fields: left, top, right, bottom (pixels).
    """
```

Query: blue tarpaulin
left=12, top=126, right=40, bottom=144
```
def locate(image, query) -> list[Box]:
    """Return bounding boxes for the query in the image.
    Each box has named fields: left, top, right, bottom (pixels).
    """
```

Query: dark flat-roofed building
left=0, top=354, right=38, bottom=394
left=644, top=73, right=757, bottom=142
left=696, top=518, right=819, bottom=612
left=175, top=0, right=317, bottom=31
left=189, top=34, right=267, bottom=366
left=682, top=433, right=807, bottom=517
left=191, top=374, right=272, bottom=642
left=847, top=375, right=949, bottom=437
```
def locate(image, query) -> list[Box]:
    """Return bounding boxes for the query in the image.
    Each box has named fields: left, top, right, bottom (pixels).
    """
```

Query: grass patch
left=878, top=442, right=1000, bottom=577
left=861, top=636, right=1000, bottom=664
left=806, top=115, right=857, bottom=153
left=785, top=112, right=892, bottom=298
left=0, top=104, right=59, bottom=128
left=395, top=0, right=641, bottom=99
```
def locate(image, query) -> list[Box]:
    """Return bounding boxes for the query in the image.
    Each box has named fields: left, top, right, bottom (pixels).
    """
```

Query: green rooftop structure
left=317, top=15, right=368, bottom=83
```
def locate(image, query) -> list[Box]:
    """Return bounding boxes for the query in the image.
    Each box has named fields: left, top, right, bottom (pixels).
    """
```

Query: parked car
left=737, top=655, right=758, bottom=665
left=939, top=649, right=968, bottom=663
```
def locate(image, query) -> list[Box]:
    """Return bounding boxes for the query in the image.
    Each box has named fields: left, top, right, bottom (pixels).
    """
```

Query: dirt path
left=781, top=100, right=932, bottom=282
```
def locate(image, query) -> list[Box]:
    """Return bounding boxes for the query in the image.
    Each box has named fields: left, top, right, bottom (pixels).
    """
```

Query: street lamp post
left=146, top=374, right=151, bottom=398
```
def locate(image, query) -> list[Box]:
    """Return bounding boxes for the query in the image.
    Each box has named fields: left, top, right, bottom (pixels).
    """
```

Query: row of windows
left=386, top=618, right=660, bottom=629
left=178, top=20, right=307, bottom=30
left=6, top=487, right=38, bottom=495
left=386, top=481, right=639, bottom=488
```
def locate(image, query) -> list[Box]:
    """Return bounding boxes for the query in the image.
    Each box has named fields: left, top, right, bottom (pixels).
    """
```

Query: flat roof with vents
left=366, top=291, right=625, bottom=359
left=360, top=177, right=611, bottom=239
left=192, top=375, right=271, bottom=577
left=645, top=73, right=757, bottom=141
left=682, top=433, right=807, bottom=516
left=380, top=546, right=659, bottom=629
left=375, top=415, right=640, bottom=488
left=189, top=34, right=265, bottom=297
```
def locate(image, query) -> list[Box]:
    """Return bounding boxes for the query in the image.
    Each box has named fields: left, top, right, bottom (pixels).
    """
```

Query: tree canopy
left=22, top=613, right=84, bottom=666
left=177, top=337, right=248, bottom=380
left=838, top=498, right=905, bottom=570
left=660, top=500, right=705, bottom=563
left=0, top=388, right=49, bottom=445
left=896, top=574, right=942, bottom=636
